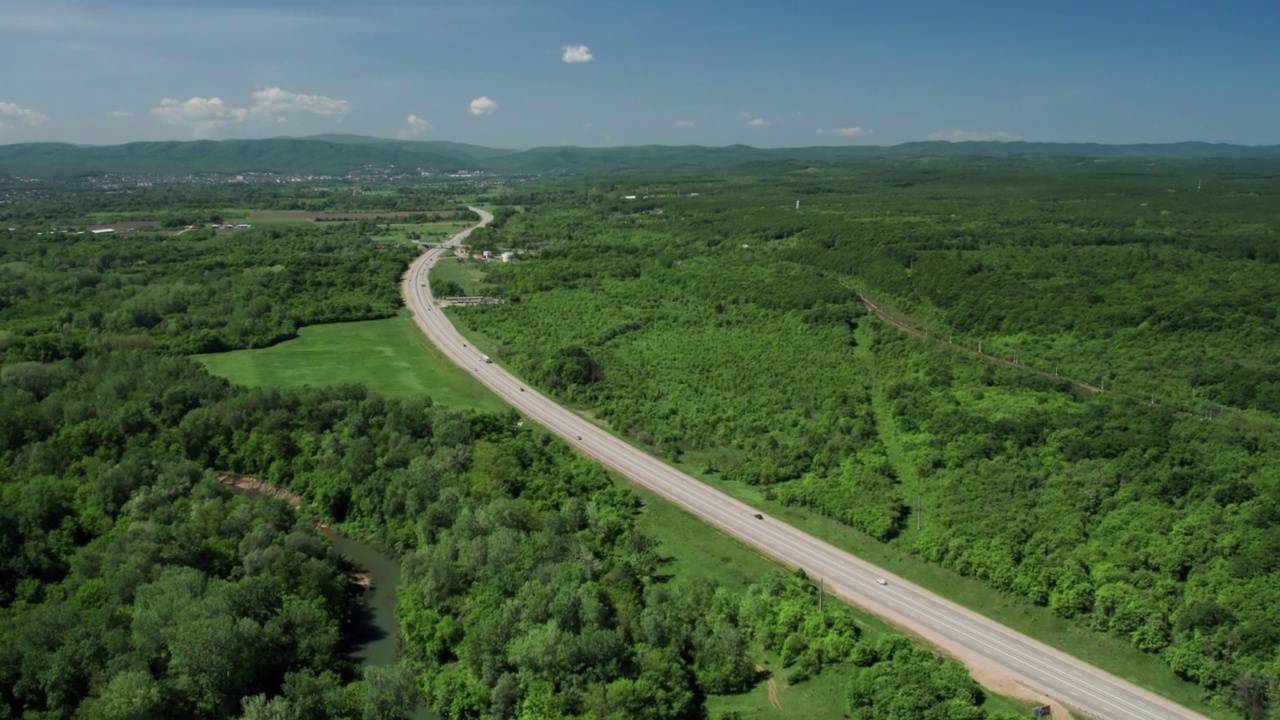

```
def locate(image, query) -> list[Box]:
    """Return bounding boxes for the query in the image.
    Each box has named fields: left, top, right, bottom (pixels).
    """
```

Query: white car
left=876, top=578, right=888, bottom=586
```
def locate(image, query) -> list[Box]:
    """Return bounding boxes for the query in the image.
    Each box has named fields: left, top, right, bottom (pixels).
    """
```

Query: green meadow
left=194, top=313, right=505, bottom=413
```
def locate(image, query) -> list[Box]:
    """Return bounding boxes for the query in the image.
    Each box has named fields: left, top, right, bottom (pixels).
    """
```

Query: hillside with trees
left=3, top=136, right=1280, bottom=179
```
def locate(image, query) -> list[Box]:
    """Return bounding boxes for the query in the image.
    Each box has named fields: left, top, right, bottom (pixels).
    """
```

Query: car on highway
left=876, top=577, right=888, bottom=586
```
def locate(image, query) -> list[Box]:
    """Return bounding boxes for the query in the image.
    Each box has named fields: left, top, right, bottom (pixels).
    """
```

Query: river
left=328, top=532, right=403, bottom=668
left=217, top=476, right=435, bottom=718
left=328, top=532, right=437, bottom=720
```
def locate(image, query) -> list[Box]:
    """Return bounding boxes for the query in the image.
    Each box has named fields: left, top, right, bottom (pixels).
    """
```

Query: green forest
left=0, top=222, right=416, bottom=359
left=1, top=188, right=1029, bottom=720
left=451, top=157, right=1280, bottom=717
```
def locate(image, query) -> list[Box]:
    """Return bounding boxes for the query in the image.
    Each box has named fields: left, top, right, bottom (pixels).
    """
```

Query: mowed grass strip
left=194, top=313, right=506, bottom=412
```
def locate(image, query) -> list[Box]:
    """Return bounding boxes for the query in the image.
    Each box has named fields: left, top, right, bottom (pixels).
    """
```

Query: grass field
left=193, top=313, right=506, bottom=412
left=371, top=221, right=472, bottom=244
left=429, top=257, right=493, bottom=296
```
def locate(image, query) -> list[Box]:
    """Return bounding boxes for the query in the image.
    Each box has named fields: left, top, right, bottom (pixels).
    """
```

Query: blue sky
left=1, top=0, right=1277, bottom=148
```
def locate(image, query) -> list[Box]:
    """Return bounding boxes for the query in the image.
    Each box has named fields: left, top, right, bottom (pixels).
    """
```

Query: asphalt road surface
left=403, top=208, right=1210, bottom=720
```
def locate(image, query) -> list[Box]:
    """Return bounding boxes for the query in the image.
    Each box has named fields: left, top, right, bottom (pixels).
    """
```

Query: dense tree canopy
left=0, top=179, right=1030, bottom=719
left=0, top=222, right=416, bottom=360
left=450, top=158, right=1280, bottom=715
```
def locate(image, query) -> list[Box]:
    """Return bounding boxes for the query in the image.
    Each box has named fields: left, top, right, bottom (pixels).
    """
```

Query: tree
left=359, top=665, right=420, bottom=720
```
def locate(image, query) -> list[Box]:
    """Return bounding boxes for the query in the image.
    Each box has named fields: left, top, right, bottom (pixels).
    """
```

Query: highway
left=402, top=208, right=1210, bottom=720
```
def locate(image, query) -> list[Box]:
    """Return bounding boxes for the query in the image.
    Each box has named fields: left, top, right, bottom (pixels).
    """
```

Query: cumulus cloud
left=747, top=118, right=767, bottom=127
left=150, top=87, right=350, bottom=138
left=560, top=45, right=594, bottom=63
left=673, top=120, right=694, bottom=127
left=107, top=110, right=134, bottom=119
left=398, top=114, right=431, bottom=139
left=151, top=96, right=247, bottom=138
left=927, top=130, right=1022, bottom=142
left=248, top=86, right=349, bottom=118
left=469, top=96, right=498, bottom=116
left=0, top=101, right=49, bottom=129
left=831, top=126, right=873, bottom=137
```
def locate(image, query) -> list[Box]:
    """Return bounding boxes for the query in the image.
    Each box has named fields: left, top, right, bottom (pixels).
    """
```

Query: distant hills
left=2, top=135, right=1279, bottom=179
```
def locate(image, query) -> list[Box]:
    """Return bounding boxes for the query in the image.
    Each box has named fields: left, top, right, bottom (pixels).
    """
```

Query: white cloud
left=107, top=110, right=134, bottom=119
left=397, top=114, right=431, bottom=139
left=831, top=126, right=873, bottom=137
left=248, top=86, right=349, bottom=118
left=560, top=45, right=594, bottom=63
left=0, top=101, right=48, bottom=128
left=673, top=120, right=694, bottom=127
left=151, top=96, right=248, bottom=138
left=151, top=87, right=350, bottom=138
left=470, top=96, right=498, bottom=116
left=747, top=118, right=767, bottom=127
left=927, top=130, right=1023, bottom=142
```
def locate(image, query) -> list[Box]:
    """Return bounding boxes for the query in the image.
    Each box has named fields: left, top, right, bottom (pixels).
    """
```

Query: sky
left=1, top=0, right=1278, bottom=149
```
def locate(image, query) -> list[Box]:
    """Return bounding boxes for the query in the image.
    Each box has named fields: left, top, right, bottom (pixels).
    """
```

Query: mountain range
left=2, top=134, right=1279, bottom=179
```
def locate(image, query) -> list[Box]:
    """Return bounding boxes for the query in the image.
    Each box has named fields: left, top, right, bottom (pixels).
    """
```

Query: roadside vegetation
left=1, top=181, right=1033, bottom=719
left=449, top=158, right=1279, bottom=718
